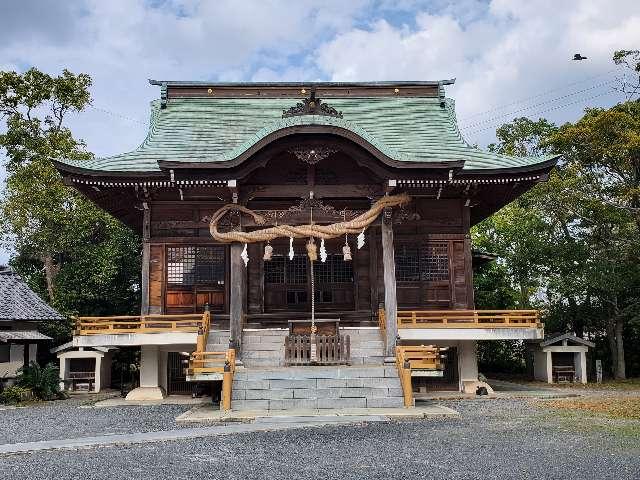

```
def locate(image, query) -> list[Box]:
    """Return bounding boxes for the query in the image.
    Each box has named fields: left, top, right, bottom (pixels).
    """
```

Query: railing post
left=402, top=359, right=413, bottom=407
left=221, top=361, right=232, bottom=411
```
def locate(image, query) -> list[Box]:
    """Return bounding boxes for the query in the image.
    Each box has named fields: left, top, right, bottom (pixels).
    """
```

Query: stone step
left=242, top=359, right=282, bottom=368
left=242, top=350, right=284, bottom=359
left=230, top=396, right=403, bottom=410
left=234, top=365, right=397, bottom=381
left=230, top=364, right=403, bottom=410
left=350, top=356, right=385, bottom=365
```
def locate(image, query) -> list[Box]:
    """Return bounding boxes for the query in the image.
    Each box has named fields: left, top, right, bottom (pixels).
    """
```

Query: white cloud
left=1, top=0, right=639, bottom=263
left=315, top=0, right=640, bottom=145
left=0, top=0, right=371, bottom=159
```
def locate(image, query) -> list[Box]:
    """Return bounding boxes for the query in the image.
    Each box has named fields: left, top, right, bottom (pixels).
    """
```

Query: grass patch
left=491, top=376, right=640, bottom=391
left=543, top=396, right=640, bottom=420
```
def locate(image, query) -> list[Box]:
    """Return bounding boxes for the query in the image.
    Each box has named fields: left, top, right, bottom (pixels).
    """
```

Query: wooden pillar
left=140, top=207, right=151, bottom=315
left=229, top=242, right=246, bottom=355
left=381, top=208, right=398, bottom=358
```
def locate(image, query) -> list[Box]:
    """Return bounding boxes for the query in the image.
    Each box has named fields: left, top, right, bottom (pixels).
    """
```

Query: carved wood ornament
left=289, top=146, right=338, bottom=165
left=282, top=90, right=343, bottom=118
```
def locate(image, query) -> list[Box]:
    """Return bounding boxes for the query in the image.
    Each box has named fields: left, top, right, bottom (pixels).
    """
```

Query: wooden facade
left=56, top=81, right=556, bottom=360
left=144, top=196, right=475, bottom=324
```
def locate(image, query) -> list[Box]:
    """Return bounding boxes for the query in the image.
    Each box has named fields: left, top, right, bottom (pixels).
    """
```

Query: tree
left=546, top=101, right=640, bottom=379
left=476, top=118, right=559, bottom=308
left=613, top=49, right=640, bottom=100
left=488, top=117, right=557, bottom=157
left=475, top=100, right=640, bottom=379
left=0, top=68, right=141, bottom=342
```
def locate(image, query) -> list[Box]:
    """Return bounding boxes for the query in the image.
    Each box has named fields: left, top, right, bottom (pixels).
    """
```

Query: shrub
left=16, top=362, right=61, bottom=400
left=0, top=386, right=33, bottom=404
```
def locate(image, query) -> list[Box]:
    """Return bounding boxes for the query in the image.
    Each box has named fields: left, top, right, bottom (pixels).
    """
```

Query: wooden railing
left=396, top=345, right=443, bottom=408
left=74, top=314, right=206, bottom=335
left=195, top=310, right=212, bottom=352
left=378, top=308, right=386, bottom=331
left=187, top=349, right=235, bottom=376
left=187, top=349, right=236, bottom=410
left=285, top=334, right=351, bottom=366
left=396, top=310, right=541, bottom=329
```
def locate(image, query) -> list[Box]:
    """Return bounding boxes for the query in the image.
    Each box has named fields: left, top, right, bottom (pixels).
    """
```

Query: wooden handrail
left=74, top=313, right=206, bottom=335
left=378, top=308, right=386, bottom=331
left=187, top=348, right=236, bottom=411
left=395, top=345, right=443, bottom=408
left=396, top=309, right=542, bottom=329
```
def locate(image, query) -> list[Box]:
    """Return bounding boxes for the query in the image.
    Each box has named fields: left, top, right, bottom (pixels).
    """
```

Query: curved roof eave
left=53, top=159, right=164, bottom=177
left=157, top=123, right=466, bottom=171
left=458, top=156, right=560, bottom=175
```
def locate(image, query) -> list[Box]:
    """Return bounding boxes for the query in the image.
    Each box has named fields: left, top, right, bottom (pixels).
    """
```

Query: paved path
left=1, top=399, right=638, bottom=479
left=0, top=415, right=391, bottom=455
left=176, top=404, right=458, bottom=422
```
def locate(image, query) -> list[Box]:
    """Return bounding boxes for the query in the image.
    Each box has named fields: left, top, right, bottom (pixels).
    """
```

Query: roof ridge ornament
left=282, top=90, right=343, bottom=118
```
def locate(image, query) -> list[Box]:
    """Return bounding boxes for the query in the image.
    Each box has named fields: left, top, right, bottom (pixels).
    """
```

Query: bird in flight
left=573, top=53, right=588, bottom=61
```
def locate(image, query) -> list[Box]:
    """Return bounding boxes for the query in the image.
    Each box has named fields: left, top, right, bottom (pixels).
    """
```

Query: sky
left=1, top=0, right=639, bottom=263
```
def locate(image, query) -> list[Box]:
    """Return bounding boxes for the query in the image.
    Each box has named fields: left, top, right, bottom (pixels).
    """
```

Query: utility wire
left=460, top=68, right=617, bottom=121
left=460, top=79, right=616, bottom=130
left=86, top=104, right=148, bottom=126
left=462, top=89, right=620, bottom=138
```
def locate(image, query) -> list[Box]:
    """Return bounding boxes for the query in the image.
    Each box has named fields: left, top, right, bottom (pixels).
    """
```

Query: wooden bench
left=553, top=365, right=575, bottom=383
left=66, top=371, right=95, bottom=391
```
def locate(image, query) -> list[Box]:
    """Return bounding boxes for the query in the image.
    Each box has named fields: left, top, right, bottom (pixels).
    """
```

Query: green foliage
left=16, top=362, right=61, bottom=400
left=0, top=68, right=141, bottom=344
left=478, top=341, right=526, bottom=375
left=0, top=385, right=33, bottom=404
left=474, top=98, right=640, bottom=379
left=473, top=262, right=519, bottom=310
left=488, top=117, right=557, bottom=156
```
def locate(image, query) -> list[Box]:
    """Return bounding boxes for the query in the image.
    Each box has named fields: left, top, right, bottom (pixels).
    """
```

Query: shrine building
left=55, top=80, right=556, bottom=409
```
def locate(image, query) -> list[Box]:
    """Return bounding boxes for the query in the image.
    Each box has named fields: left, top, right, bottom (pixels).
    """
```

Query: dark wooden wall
left=144, top=194, right=474, bottom=320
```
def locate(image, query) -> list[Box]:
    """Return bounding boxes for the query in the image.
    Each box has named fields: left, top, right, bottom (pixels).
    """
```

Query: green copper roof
left=58, top=95, right=555, bottom=174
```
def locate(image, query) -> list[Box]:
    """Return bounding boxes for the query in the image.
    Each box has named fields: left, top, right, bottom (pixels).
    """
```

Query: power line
left=86, top=104, right=148, bottom=126
left=459, top=68, right=617, bottom=121
left=460, top=79, right=616, bottom=130
left=461, top=89, right=620, bottom=139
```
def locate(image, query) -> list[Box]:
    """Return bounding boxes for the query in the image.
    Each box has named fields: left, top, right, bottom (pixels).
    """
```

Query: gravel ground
left=0, top=398, right=192, bottom=443
left=1, top=399, right=639, bottom=479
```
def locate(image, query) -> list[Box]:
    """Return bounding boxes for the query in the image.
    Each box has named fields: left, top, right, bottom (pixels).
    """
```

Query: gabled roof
left=540, top=332, right=595, bottom=348
left=55, top=80, right=558, bottom=176
left=0, top=267, right=65, bottom=322
left=0, top=331, right=51, bottom=341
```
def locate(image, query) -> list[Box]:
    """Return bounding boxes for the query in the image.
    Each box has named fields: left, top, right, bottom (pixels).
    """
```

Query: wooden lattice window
left=395, top=242, right=449, bottom=282
left=395, top=245, right=420, bottom=282
left=286, top=256, right=308, bottom=284
left=167, top=246, right=225, bottom=286
left=421, top=243, right=449, bottom=281
left=314, top=254, right=354, bottom=284
left=264, top=256, right=286, bottom=284
left=264, top=255, right=308, bottom=284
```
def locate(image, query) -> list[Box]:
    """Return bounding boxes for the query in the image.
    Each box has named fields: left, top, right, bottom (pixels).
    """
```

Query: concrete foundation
left=127, top=345, right=166, bottom=400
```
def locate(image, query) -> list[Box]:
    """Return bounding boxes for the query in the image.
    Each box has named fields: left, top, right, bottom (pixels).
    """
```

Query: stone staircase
left=241, top=328, right=287, bottom=368
left=205, top=329, right=231, bottom=352
left=346, top=327, right=386, bottom=365
left=231, top=365, right=404, bottom=410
